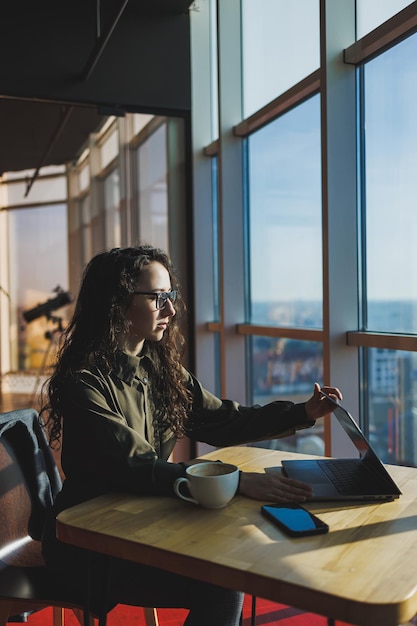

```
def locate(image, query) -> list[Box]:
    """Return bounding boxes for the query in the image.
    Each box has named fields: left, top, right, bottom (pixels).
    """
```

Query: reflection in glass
left=249, top=336, right=324, bottom=454
left=363, top=34, right=417, bottom=333
left=365, top=347, right=417, bottom=467
left=247, top=95, right=322, bottom=328
left=241, top=0, right=319, bottom=117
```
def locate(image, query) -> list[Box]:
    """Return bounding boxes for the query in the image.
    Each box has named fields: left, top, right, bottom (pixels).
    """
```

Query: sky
left=245, top=10, right=417, bottom=304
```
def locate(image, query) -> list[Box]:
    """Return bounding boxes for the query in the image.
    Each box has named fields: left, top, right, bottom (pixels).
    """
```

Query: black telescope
left=23, top=289, right=72, bottom=323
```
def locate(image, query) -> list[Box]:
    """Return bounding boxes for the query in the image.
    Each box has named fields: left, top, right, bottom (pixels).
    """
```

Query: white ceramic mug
left=174, top=461, right=240, bottom=509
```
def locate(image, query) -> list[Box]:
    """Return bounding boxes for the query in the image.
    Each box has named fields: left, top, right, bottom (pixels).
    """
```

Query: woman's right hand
left=238, top=471, right=313, bottom=503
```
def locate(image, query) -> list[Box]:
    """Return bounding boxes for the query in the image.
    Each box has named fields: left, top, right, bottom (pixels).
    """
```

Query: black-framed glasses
left=133, top=290, right=178, bottom=310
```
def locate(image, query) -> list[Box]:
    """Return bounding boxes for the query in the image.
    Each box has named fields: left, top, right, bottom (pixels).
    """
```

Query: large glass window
left=361, top=32, right=417, bottom=466
left=245, top=94, right=323, bottom=453
left=247, top=95, right=322, bottom=328
left=241, top=0, right=320, bottom=117
left=191, top=0, right=417, bottom=463
left=363, top=33, right=417, bottom=334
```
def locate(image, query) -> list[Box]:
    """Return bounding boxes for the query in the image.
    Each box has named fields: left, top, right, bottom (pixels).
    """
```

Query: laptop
left=266, top=393, right=402, bottom=502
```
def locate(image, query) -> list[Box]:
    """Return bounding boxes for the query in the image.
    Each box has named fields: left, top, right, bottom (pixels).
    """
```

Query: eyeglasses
left=133, top=290, right=178, bottom=310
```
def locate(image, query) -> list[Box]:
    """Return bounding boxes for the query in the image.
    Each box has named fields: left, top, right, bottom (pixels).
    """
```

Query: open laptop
left=266, top=394, right=402, bottom=502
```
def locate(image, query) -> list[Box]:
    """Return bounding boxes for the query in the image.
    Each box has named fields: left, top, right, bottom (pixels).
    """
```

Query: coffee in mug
left=174, top=461, right=239, bottom=509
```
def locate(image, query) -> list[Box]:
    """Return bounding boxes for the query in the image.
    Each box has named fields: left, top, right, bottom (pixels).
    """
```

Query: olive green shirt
left=54, top=349, right=314, bottom=513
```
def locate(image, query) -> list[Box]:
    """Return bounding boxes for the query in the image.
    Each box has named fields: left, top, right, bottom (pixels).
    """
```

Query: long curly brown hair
left=41, top=245, right=193, bottom=447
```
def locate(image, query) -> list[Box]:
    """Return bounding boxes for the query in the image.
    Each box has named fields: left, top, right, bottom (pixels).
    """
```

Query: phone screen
left=261, top=503, right=329, bottom=537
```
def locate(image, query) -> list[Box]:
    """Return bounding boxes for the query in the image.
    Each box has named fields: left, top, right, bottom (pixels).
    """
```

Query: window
left=362, top=34, right=417, bottom=335
left=239, top=94, right=324, bottom=452
left=359, top=31, right=417, bottom=465
left=0, top=167, right=69, bottom=378
left=99, top=122, right=119, bottom=170
left=241, top=0, right=320, bottom=117
left=135, top=123, right=169, bottom=251
left=247, top=96, right=322, bottom=328
left=103, top=169, right=121, bottom=249
left=356, top=0, right=414, bottom=39
left=9, top=204, right=69, bottom=371
left=80, top=194, right=92, bottom=265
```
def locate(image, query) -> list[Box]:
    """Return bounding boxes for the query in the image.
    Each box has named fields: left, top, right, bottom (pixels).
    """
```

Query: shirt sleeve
left=185, top=371, right=315, bottom=447
left=58, top=366, right=315, bottom=505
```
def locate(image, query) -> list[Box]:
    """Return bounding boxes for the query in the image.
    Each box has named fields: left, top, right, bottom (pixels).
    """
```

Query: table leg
left=85, top=552, right=111, bottom=626
left=251, top=596, right=257, bottom=626
left=98, top=557, right=112, bottom=626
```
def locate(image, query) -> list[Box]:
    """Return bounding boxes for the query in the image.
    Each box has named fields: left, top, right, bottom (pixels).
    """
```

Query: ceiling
left=0, top=0, right=193, bottom=175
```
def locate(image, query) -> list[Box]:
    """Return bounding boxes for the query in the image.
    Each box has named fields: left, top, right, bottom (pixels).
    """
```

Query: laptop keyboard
left=317, top=459, right=377, bottom=494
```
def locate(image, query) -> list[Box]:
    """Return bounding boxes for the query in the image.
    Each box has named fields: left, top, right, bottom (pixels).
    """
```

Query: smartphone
left=261, top=503, right=329, bottom=537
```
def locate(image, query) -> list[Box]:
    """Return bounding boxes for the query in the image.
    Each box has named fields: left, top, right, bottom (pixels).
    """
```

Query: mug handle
left=174, top=477, right=198, bottom=504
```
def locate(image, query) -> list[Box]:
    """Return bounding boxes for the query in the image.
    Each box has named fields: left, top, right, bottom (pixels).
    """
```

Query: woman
left=41, top=245, right=342, bottom=626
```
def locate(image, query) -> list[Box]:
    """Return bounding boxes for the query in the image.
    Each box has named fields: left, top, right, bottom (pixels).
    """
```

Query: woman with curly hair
left=41, top=245, right=342, bottom=626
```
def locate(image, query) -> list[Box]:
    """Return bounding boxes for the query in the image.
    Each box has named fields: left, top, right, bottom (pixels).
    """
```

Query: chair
left=0, top=408, right=159, bottom=626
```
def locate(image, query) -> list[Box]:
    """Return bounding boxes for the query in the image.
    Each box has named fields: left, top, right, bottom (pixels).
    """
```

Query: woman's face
left=122, top=261, right=176, bottom=354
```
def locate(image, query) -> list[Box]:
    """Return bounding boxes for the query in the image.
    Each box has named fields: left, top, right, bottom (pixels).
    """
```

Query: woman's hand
left=236, top=382, right=343, bottom=503
left=305, top=382, right=343, bottom=421
left=238, top=471, right=313, bottom=503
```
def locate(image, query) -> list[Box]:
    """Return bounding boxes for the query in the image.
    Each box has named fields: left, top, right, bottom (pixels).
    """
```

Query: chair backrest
left=0, top=410, right=159, bottom=626
left=0, top=432, right=45, bottom=568
left=0, top=415, right=56, bottom=568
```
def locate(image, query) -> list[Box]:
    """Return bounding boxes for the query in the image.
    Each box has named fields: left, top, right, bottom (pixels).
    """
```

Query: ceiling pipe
left=96, top=0, right=101, bottom=38
left=25, top=0, right=128, bottom=196
left=82, top=0, right=129, bottom=82
left=24, top=105, right=73, bottom=197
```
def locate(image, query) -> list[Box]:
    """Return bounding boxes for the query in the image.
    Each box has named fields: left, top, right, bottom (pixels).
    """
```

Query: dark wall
left=0, top=0, right=191, bottom=114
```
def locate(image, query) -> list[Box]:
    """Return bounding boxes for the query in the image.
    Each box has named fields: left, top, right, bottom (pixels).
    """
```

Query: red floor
left=16, top=596, right=353, bottom=626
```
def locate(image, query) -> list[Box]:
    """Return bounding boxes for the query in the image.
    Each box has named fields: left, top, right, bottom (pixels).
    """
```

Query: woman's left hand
left=305, top=383, right=343, bottom=421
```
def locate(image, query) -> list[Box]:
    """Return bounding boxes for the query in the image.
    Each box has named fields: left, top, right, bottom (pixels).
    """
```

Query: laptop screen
left=332, top=404, right=371, bottom=458
left=326, top=394, right=397, bottom=484
left=324, top=395, right=402, bottom=495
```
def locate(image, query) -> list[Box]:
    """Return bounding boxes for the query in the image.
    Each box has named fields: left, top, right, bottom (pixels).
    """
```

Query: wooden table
left=56, top=446, right=417, bottom=626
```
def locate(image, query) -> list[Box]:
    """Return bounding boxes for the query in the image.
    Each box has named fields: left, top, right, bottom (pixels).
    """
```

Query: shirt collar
left=114, top=346, right=153, bottom=385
